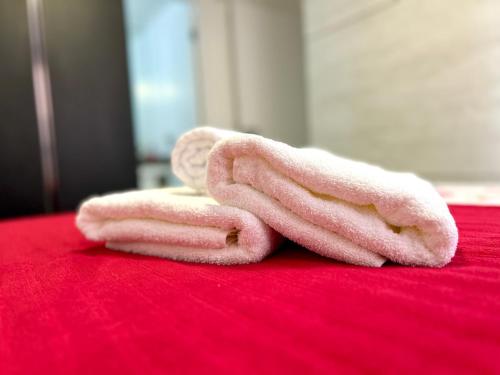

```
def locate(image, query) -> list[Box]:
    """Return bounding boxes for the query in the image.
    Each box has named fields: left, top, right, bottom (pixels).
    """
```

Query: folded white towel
left=76, top=187, right=281, bottom=265
left=172, top=127, right=237, bottom=191
left=173, top=127, right=457, bottom=267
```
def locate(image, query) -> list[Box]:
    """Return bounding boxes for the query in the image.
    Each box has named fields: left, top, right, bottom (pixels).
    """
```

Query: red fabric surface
left=1, top=206, right=499, bottom=374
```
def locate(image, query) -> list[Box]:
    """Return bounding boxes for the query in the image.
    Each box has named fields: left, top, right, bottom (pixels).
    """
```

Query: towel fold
left=191, top=128, right=460, bottom=267
left=76, top=187, right=281, bottom=265
left=172, top=127, right=238, bottom=191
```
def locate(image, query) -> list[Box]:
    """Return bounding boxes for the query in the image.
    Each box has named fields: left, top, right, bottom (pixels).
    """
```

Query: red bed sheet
left=1, top=206, right=499, bottom=374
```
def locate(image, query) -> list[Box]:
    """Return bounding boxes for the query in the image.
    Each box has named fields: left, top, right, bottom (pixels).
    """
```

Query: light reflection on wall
left=124, top=0, right=197, bottom=161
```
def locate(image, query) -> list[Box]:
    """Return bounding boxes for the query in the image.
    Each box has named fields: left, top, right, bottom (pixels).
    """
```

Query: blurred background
left=1, top=0, right=500, bottom=218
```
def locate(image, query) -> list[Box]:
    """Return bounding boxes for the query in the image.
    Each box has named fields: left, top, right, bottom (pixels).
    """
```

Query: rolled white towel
left=171, top=127, right=238, bottom=191
left=76, top=187, right=282, bottom=265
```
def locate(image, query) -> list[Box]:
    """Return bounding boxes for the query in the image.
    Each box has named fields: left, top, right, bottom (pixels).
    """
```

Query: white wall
left=232, top=0, right=307, bottom=146
left=303, top=0, right=500, bottom=181
left=194, top=0, right=307, bottom=146
left=193, top=0, right=236, bottom=130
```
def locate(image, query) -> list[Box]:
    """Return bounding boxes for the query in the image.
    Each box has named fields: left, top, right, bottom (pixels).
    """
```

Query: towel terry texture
left=183, top=128, right=461, bottom=267
left=76, top=187, right=281, bottom=265
left=172, top=127, right=238, bottom=191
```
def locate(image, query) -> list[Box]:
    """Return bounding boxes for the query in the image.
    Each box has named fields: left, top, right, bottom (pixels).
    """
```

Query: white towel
left=76, top=187, right=281, bottom=265
left=171, top=127, right=238, bottom=191
left=173, top=127, right=458, bottom=267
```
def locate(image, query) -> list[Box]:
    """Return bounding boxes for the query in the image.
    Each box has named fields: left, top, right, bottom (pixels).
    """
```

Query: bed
left=1, top=205, right=499, bottom=373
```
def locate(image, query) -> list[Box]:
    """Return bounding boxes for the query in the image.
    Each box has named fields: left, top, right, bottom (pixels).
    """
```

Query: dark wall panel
left=43, top=0, right=137, bottom=210
left=0, top=0, right=45, bottom=218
